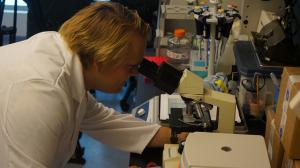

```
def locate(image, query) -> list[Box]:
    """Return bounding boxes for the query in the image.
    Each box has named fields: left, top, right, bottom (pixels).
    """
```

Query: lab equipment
left=157, top=0, right=284, bottom=42
left=234, top=40, right=283, bottom=117
left=215, top=9, right=241, bottom=74
left=189, top=1, right=241, bottom=77
left=251, top=19, right=300, bottom=66
left=156, top=0, right=283, bottom=76
left=250, top=0, right=300, bottom=67
left=188, top=5, right=209, bottom=78
left=190, top=5, right=210, bottom=70
left=138, top=58, right=236, bottom=134
left=180, top=132, right=271, bottom=168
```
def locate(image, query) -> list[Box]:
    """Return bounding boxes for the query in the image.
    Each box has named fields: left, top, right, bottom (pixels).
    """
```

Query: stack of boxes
left=265, top=67, right=300, bottom=168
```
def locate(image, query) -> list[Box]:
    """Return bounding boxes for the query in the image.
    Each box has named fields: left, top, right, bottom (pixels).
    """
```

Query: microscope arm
left=177, top=69, right=236, bottom=133
left=202, top=89, right=236, bottom=133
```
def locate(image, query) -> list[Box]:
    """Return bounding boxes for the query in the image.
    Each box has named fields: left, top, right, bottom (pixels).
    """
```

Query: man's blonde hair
left=59, top=2, right=149, bottom=69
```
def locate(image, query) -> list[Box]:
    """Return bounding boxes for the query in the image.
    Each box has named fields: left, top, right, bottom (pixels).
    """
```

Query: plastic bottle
left=166, top=28, right=191, bottom=70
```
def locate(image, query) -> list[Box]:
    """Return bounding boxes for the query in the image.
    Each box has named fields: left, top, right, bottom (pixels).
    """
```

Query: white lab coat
left=0, top=32, right=160, bottom=168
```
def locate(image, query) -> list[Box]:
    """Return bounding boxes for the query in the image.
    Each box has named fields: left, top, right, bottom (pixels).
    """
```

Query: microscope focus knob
left=178, top=141, right=186, bottom=154
left=137, top=108, right=145, bottom=116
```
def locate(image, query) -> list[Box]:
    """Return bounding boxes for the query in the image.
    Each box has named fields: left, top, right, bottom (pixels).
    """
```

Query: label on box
left=267, top=119, right=275, bottom=160
left=279, top=75, right=300, bottom=139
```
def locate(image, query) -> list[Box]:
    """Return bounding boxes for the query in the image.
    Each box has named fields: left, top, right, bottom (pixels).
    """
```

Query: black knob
left=178, top=140, right=186, bottom=154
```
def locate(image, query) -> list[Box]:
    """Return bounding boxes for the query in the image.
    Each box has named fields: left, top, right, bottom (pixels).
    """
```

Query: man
left=0, top=2, right=187, bottom=167
left=23, top=0, right=94, bottom=164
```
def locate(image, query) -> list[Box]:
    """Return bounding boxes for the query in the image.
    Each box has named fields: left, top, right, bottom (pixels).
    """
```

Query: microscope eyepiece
left=138, top=58, right=183, bottom=94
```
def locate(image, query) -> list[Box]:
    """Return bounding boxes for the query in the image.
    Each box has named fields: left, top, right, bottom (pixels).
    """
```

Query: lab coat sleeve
left=81, top=93, right=161, bottom=154
left=2, top=80, right=70, bottom=167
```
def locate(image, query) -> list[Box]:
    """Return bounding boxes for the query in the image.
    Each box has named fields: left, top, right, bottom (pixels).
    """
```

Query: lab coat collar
left=54, top=33, right=87, bottom=102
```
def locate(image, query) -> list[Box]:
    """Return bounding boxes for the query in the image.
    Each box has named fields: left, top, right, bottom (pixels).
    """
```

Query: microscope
left=138, top=58, right=236, bottom=136
left=138, top=59, right=273, bottom=168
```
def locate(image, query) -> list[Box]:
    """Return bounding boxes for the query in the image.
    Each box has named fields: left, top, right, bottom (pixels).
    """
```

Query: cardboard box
left=265, top=108, right=275, bottom=145
left=282, top=83, right=300, bottom=159
left=275, top=67, right=300, bottom=130
left=282, top=153, right=300, bottom=168
left=273, top=67, right=300, bottom=159
left=265, top=109, right=284, bottom=168
left=296, top=160, right=300, bottom=168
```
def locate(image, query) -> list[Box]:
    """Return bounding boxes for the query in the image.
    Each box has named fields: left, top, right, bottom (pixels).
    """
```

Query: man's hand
left=177, top=132, right=189, bottom=143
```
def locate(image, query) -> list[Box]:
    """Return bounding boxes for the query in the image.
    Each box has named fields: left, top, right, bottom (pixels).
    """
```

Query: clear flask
left=166, top=28, right=191, bottom=70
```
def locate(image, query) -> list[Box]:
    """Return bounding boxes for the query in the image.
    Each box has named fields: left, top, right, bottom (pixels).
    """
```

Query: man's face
left=90, top=33, right=146, bottom=93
